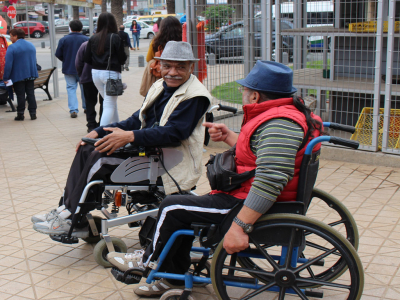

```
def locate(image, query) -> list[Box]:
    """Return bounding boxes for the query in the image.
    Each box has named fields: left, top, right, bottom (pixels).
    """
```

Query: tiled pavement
left=0, top=68, right=400, bottom=299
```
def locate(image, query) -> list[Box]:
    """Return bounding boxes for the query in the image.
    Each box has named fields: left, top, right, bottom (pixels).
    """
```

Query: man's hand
left=203, top=122, right=238, bottom=146
left=223, top=223, right=249, bottom=254
left=76, top=130, right=98, bottom=152
left=94, top=127, right=135, bottom=155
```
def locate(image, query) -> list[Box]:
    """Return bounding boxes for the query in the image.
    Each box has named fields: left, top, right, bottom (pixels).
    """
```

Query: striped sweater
left=244, top=118, right=304, bottom=214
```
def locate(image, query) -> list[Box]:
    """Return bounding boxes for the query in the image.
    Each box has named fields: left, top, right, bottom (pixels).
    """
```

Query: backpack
left=0, top=35, right=9, bottom=80
left=149, top=47, right=162, bottom=78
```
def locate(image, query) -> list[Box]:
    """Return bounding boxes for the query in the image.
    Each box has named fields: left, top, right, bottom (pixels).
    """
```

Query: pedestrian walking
left=118, top=25, right=133, bottom=71
left=3, top=29, right=38, bottom=121
left=55, top=20, right=89, bottom=118
left=130, top=20, right=141, bottom=50
left=84, top=12, right=126, bottom=126
left=75, top=41, right=104, bottom=133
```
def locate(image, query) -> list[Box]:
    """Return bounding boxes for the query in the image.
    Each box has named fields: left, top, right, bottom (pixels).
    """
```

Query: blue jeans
left=92, top=69, right=120, bottom=126
left=132, top=33, right=140, bottom=48
left=64, top=74, right=86, bottom=113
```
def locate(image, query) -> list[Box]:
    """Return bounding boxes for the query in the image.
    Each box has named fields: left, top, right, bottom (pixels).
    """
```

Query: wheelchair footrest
left=111, top=267, right=142, bottom=285
left=304, top=289, right=323, bottom=298
left=50, top=234, right=79, bottom=244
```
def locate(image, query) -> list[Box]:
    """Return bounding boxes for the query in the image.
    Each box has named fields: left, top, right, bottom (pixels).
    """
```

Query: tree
left=166, top=0, right=175, bottom=14
left=73, top=6, right=79, bottom=20
left=101, top=0, right=107, bottom=13
left=203, top=5, right=234, bottom=32
left=111, top=0, right=124, bottom=26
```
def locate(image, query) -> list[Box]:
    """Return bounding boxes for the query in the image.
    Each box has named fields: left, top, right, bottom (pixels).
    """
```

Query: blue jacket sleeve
left=95, top=110, right=142, bottom=137
left=3, top=47, right=13, bottom=82
left=55, top=38, right=64, bottom=61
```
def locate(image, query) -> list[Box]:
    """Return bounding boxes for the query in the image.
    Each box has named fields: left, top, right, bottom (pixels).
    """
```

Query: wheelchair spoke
left=294, top=248, right=337, bottom=274
left=228, top=253, right=238, bottom=276
left=283, top=228, right=296, bottom=269
left=240, top=280, right=277, bottom=300
left=306, top=241, right=342, bottom=256
left=299, top=253, right=316, bottom=279
left=278, top=287, right=286, bottom=300
left=296, top=277, right=351, bottom=290
left=249, top=236, right=280, bottom=271
left=292, top=284, right=309, bottom=300
left=327, top=219, right=346, bottom=227
left=224, top=265, right=275, bottom=279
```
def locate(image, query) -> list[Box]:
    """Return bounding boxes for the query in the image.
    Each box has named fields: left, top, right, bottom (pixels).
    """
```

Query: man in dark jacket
left=118, top=25, right=133, bottom=71
left=75, top=41, right=104, bottom=133
left=55, top=20, right=89, bottom=118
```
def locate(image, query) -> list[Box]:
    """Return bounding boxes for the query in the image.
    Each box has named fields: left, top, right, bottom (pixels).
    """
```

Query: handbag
left=106, top=33, right=124, bottom=96
left=206, top=145, right=255, bottom=192
left=139, top=59, right=158, bottom=97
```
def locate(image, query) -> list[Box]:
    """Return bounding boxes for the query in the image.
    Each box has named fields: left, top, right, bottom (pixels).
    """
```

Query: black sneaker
left=30, top=114, right=37, bottom=120
left=70, top=112, right=78, bottom=118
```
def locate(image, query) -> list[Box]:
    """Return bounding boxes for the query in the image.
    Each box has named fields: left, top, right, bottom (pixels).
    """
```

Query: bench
left=34, top=67, right=56, bottom=100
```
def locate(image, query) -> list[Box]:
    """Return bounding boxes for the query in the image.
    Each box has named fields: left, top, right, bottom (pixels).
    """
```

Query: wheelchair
left=117, top=133, right=364, bottom=300
left=48, top=104, right=238, bottom=267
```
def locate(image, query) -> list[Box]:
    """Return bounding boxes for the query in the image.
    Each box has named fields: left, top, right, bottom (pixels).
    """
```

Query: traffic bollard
left=41, top=42, right=45, bottom=48
left=138, top=55, right=145, bottom=67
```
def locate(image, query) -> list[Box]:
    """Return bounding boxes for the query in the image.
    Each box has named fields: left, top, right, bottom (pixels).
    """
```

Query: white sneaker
left=33, top=215, right=72, bottom=235
left=31, top=205, right=65, bottom=223
left=107, top=250, right=145, bottom=272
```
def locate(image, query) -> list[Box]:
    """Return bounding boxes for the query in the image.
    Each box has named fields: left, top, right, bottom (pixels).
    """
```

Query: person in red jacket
left=107, top=61, right=323, bottom=298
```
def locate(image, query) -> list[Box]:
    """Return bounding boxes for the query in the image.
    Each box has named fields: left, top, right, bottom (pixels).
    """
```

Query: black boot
left=14, top=113, right=24, bottom=121
left=30, top=114, right=37, bottom=120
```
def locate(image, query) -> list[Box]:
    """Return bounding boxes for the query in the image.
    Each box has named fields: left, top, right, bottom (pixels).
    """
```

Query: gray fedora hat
left=154, top=41, right=200, bottom=62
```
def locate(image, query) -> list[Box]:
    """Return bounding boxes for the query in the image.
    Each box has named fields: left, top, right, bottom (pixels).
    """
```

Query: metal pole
left=275, top=0, right=281, bottom=63
left=263, top=0, right=272, bottom=61
left=48, top=3, right=59, bottom=98
left=88, top=7, right=94, bottom=37
left=186, top=0, right=198, bottom=76
left=26, top=1, right=30, bottom=37
left=371, top=0, right=384, bottom=151
left=243, top=0, right=250, bottom=75
left=381, top=0, right=396, bottom=153
left=249, top=0, right=254, bottom=66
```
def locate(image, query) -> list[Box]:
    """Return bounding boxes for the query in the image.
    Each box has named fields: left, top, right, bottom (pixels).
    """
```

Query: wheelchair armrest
left=82, top=137, right=101, bottom=146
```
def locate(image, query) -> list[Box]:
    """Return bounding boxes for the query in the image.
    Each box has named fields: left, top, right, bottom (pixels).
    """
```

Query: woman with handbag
left=140, top=16, right=182, bottom=97
left=130, top=20, right=141, bottom=50
left=84, top=12, right=126, bottom=126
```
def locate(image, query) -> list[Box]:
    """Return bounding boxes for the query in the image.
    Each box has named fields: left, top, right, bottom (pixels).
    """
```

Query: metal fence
left=185, top=0, right=400, bottom=154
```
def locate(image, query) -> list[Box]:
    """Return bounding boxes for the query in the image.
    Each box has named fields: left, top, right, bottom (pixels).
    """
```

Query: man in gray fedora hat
left=107, top=60, right=324, bottom=298
left=31, top=41, right=211, bottom=239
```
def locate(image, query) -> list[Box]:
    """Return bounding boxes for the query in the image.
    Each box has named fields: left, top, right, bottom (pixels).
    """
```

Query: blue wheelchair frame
left=144, top=125, right=359, bottom=298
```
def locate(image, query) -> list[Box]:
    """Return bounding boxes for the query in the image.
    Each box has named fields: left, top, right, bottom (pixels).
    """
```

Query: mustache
left=164, top=75, right=183, bottom=80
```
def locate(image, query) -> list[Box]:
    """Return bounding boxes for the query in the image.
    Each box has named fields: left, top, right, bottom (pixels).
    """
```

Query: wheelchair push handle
left=323, top=122, right=356, bottom=134
left=305, top=136, right=359, bottom=155
left=218, top=104, right=238, bottom=114
left=329, top=137, right=359, bottom=149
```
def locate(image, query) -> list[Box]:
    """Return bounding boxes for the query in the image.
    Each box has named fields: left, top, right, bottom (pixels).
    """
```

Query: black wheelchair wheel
left=211, top=214, right=364, bottom=300
left=237, top=188, right=359, bottom=286
left=82, top=216, right=103, bottom=244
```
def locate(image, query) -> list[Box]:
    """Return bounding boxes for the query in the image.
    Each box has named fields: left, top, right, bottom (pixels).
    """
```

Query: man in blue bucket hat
left=107, top=60, right=324, bottom=298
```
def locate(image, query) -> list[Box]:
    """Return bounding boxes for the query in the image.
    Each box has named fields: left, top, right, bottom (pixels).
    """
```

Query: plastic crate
left=348, top=21, right=400, bottom=33
left=350, top=107, right=400, bottom=150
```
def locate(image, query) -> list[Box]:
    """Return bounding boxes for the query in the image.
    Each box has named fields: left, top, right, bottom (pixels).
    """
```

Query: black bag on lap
left=206, top=145, right=255, bottom=192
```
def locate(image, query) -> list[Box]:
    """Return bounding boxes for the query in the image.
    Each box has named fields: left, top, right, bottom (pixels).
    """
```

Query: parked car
left=38, top=21, right=49, bottom=34
left=13, top=21, right=46, bottom=38
left=123, top=21, right=155, bottom=39
left=55, top=19, right=70, bottom=32
left=81, top=19, right=95, bottom=36
left=205, top=19, right=294, bottom=60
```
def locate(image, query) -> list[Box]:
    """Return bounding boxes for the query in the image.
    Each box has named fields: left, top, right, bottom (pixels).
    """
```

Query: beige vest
left=139, top=75, right=212, bottom=194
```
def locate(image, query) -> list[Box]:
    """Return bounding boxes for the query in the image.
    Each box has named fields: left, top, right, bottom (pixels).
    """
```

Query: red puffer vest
left=211, top=97, right=322, bottom=201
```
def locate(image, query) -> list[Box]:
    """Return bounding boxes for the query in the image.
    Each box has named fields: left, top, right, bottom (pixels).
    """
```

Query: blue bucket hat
left=236, top=61, right=297, bottom=95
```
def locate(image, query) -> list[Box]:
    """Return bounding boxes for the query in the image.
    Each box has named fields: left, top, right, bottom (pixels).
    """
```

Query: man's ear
left=189, top=62, right=195, bottom=73
left=250, top=91, right=261, bottom=104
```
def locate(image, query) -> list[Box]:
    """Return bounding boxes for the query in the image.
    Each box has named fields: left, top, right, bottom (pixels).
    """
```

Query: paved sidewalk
left=0, top=68, right=399, bottom=299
